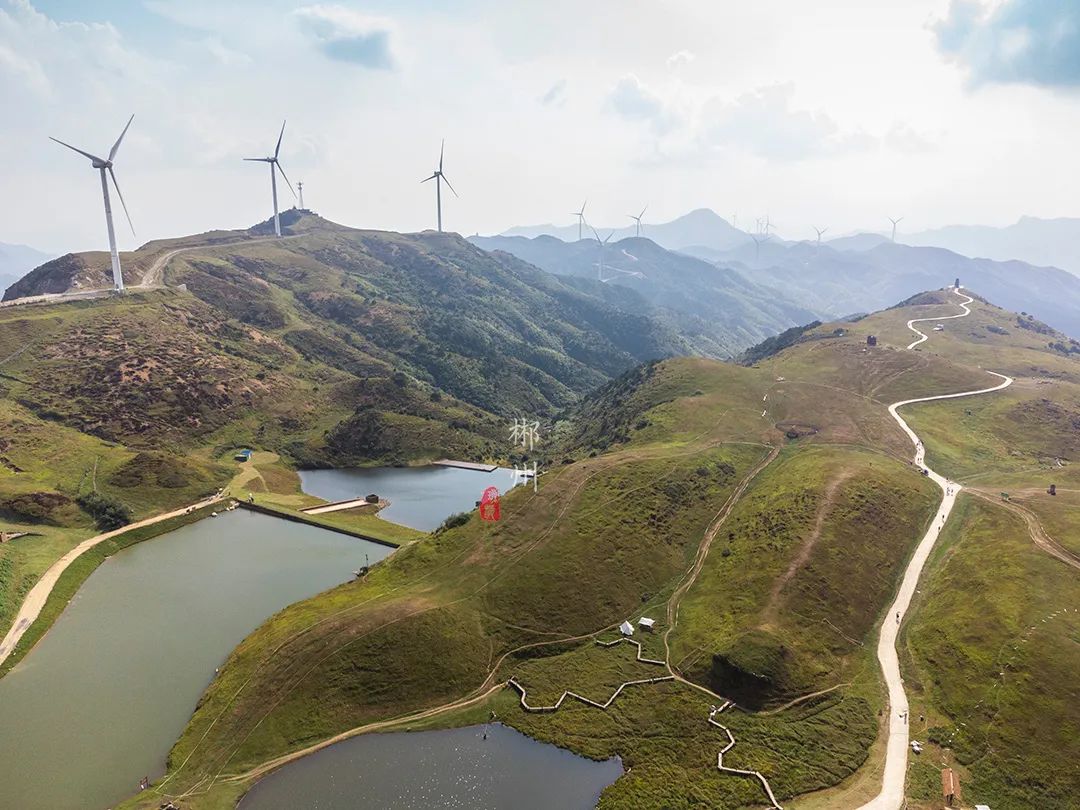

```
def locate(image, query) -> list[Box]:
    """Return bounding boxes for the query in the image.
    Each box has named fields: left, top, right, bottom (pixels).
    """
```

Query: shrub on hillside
left=76, top=492, right=132, bottom=531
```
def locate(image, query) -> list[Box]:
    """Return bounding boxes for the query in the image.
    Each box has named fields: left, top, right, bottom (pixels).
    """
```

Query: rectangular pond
left=0, top=509, right=393, bottom=810
left=239, top=722, right=623, bottom=810
left=298, top=465, right=517, bottom=532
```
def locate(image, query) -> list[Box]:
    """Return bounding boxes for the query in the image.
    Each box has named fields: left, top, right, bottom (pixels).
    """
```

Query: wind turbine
left=50, top=114, right=136, bottom=292
left=813, top=226, right=828, bottom=246
left=571, top=200, right=588, bottom=241
left=889, top=216, right=904, bottom=243
left=297, top=181, right=305, bottom=210
left=629, top=205, right=647, bottom=237
left=750, top=232, right=771, bottom=261
left=591, top=226, right=615, bottom=282
left=244, top=120, right=295, bottom=238
left=421, top=139, right=457, bottom=232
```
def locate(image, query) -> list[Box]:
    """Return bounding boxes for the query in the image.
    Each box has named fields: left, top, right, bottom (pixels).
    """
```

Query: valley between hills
left=0, top=221, right=1077, bottom=810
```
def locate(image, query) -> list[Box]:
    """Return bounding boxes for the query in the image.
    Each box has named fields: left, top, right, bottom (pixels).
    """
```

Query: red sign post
left=479, top=486, right=501, bottom=521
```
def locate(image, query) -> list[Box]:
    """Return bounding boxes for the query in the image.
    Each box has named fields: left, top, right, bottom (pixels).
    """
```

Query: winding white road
left=857, top=288, right=1013, bottom=809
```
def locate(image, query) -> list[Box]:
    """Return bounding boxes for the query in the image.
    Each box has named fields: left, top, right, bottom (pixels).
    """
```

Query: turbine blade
left=441, top=174, right=458, bottom=197
left=439, top=139, right=445, bottom=172
left=275, top=120, right=286, bottom=159
left=108, top=166, right=136, bottom=237
left=421, top=173, right=438, bottom=183
left=639, top=205, right=647, bottom=218
left=274, top=161, right=296, bottom=197
left=50, top=137, right=105, bottom=164
left=604, top=230, right=614, bottom=243
left=108, top=114, right=135, bottom=162
left=243, top=157, right=272, bottom=162
left=590, top=226, right=601, bottom=243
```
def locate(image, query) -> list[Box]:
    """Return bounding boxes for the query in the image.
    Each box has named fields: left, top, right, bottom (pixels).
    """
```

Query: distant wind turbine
left=244, top=120, right=295, bottom=238
left=297, top=181, right=305, bottom=210
left=50, top=114, right=136, bottom=292
left=571, top=200, right=588, bottom=241
left=750, top=232, right=771, bottom=261
left=629, top=205, right=647, bottom=237
left=591, top=226, right=615, bottom=282
left=421, top=139, right=457, bottom=232
left=889, top=216, right=904, bottom=243
left=813, top=226, right=828, bottom=246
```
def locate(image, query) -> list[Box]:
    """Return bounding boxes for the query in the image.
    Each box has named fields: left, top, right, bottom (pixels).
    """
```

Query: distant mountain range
left=903, top=216, right=1080, bottom=277
left=0, top=242, right=53, bottom=296
left=503, top=208, right=753, bottom=253
left=470, top=233, right=818, bottom=357
left=689, top=238, right=1080, bottom=338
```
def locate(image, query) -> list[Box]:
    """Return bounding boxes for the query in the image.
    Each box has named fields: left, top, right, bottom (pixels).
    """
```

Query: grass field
left=901, top=495, right=1080, bottom=809
left=6, top=285, right=1073, bottom=810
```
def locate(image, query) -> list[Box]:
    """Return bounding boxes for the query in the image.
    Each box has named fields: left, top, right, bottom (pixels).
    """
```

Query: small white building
left=638, top=617, right=656, bottom=631
left=619, top=620, right=634, bottom=636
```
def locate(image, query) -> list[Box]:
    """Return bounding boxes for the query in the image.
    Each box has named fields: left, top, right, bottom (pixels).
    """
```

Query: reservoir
left=299, top=465, right=516, bottom=532
left=239, top=722, right=623, bottom=810
left=0, top=509, right=393, bottom=810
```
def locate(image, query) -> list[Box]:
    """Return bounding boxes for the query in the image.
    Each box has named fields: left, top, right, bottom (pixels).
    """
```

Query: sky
left=2, top=0, right=1080, bottom=254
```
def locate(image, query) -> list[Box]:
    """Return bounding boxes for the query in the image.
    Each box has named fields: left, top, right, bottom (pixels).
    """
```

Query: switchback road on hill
left=857, top=287, right=1013, bottom=810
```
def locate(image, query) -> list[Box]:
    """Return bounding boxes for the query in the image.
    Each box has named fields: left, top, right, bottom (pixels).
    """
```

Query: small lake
left=0, top=509, right=393, bottom=810
left=239, top=723, right=623, bottom=810
left=299, top=465, right=517, bottom=532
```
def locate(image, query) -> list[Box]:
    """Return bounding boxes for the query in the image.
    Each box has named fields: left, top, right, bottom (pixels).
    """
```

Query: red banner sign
left=479, top=486, right=501, bottom=521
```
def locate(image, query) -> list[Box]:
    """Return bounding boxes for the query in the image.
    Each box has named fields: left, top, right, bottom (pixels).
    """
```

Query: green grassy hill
left=4, top=276, right=1076, bottom=809
left=117, top=289, right=1049, bottom=810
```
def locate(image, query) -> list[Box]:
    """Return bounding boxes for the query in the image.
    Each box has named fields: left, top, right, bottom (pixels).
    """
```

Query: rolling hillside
left=101, top=285, right=1080, bottom=810
left=472, top=233, right=820, bottom=357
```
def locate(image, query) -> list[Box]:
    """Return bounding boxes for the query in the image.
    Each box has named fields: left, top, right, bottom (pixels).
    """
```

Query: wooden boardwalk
left=433, top=459, right=498, bottom=472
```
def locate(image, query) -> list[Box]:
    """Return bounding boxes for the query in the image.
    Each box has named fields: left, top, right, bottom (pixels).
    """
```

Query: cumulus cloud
left=293, top=4, right=396, bottom=69
left=934, top=0, right=1080, bottom=88
left=607, top=74, right=675, bottom=131
left=666, top=49, right=695, bottom=70
left=539, top=78, right=567, bottom=106
left=699, top=84, right=874, bottom=161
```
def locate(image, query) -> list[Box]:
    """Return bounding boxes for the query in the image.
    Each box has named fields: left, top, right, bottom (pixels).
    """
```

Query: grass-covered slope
left=902, top=496, right=1080, bottom=809
left=117, top=307, right=1003, bottom=808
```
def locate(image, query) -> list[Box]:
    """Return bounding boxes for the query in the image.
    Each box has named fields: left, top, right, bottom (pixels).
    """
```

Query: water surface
left=0, top=509, right=392, bottom=810
left=299, top=465, right=516, bottom=532
left=239, top=723, right=623, bottom=810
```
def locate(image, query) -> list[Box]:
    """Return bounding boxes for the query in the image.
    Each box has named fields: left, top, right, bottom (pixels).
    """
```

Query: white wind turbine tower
left=889, top=216, right=904, bottom=243
left=50, top=114, right=136, bottom=292
left=297, top=181, right=305, bottom=210
left=629, top=205, right=647, bottom=237
left=591, top=226, right=615, bottom=282
left=421, top=139, right=457, bottom=232
left=244, top=120, right=295, bottom=238
left=571, top=200, right=588, bottom=241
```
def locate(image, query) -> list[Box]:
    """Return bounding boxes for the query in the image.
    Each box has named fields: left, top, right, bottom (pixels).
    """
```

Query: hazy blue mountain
left=472, top=233, right=820, bottom=357
left=502, top=208, right=753, bottom=253
left=702, top=238, right=1080, bottom=338
left=826, top=232, right=891, bottom=252
left=904, top=216, right=1080, bottom=276
left=0, top=242, right=54, bottom=296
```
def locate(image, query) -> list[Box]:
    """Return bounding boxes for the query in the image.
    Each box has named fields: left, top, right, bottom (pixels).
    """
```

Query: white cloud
left=292, top=4, right=397, bottom=69
left=666, top=49, right=695, bottom=70
left=699, top=84, right=875, bottom=161
left=608, top=74, right=676, bottom=131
